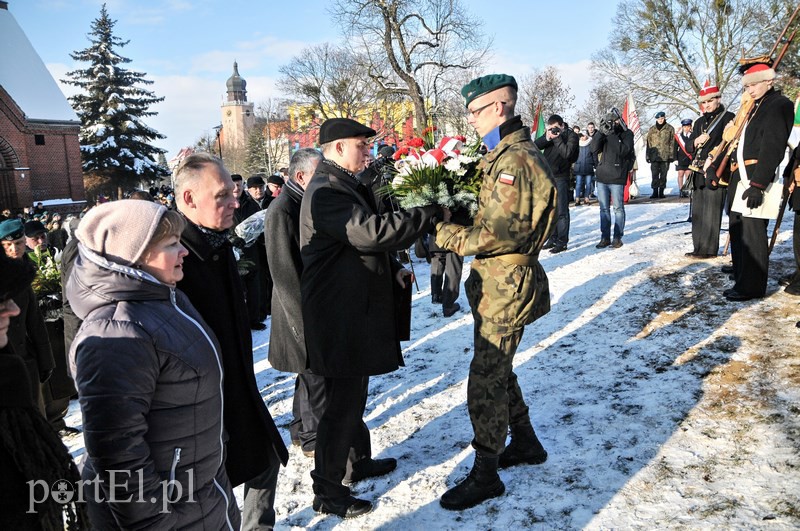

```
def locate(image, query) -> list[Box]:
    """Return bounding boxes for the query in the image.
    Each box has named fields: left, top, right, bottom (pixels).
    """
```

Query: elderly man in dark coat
left=299, top=118, right=444, bottom=518
left=265, top=148, right=324, bottom=458
left=174, top=153, right=288, bottom=530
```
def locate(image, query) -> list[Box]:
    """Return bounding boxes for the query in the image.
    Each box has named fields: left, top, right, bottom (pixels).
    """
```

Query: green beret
left=0, top=219, right=25, bottom=241
left=461, top=74, right=518, bottom=107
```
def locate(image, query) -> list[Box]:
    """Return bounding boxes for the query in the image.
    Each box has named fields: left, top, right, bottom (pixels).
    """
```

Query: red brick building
left=0, top=1, right=85, bottom=212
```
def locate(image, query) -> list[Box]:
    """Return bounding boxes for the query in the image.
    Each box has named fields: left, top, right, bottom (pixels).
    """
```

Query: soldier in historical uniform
left=686, top=83, right=735, bottom=258
left=645, top=111, right=676, bottom=198
left=434, top=74, right=556, bottom=510
left=717, top=62, right=793, bottom=301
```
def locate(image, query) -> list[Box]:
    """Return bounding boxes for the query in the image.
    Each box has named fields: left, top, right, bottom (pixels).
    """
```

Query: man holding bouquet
left=434, top=74, right=557, bottom=510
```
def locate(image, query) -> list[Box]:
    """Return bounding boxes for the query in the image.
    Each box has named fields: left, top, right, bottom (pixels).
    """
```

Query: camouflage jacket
left=435, top=125, right=556, bottom=331
left=645, top=123, right=676, bottom=162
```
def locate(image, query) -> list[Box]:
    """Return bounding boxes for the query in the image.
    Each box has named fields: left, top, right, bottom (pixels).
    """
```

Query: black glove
left=705, top=166, right=719, bottom=190
left=451, top=205, right=474, bottom=226
left=741, top=186, right=764, bottom=209
left=39, top=369, right=53, bottom=383
left=230, top=236, right=247, bottom=249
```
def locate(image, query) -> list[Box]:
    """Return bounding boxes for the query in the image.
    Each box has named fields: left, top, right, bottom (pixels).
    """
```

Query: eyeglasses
left=466, top=101, right=505, bottom=117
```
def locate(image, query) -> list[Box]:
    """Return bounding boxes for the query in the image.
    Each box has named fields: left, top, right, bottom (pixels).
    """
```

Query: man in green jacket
left=435, top=74, right=557, bottom=510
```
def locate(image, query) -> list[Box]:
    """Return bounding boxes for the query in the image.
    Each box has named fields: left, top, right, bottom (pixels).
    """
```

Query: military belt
left=730, top=159, right=758, bottom=173
left=476, top=252, right=540, bottom=266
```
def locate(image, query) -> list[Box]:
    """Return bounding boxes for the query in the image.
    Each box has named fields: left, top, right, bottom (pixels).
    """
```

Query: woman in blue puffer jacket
left=67, top=200, right=240, bottom=530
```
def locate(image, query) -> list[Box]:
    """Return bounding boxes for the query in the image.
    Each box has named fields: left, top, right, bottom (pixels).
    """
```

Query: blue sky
left=9, top=0, right=619, bottom=158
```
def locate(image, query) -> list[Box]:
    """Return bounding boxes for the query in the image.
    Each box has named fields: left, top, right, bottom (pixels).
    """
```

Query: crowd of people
left=1, top=57, right=799, bottom=528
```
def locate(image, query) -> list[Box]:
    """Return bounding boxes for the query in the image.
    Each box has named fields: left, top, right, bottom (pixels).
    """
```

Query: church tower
left=221, top=61, right=255, bottom=154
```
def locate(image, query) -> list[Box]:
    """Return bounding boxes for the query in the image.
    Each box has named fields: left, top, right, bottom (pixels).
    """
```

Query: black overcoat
left=299, top=160, right=440, bottom=377
left=265, top=182, right=307, bottom=374
left=736, top=88, right=793, bottom=188
left=178, top=222, right=288, bottom=486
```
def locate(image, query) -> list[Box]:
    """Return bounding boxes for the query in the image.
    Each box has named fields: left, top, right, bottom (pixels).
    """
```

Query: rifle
left=769, top=158, right=799, bottom=254
left=708, top=7, right=799, bottom=185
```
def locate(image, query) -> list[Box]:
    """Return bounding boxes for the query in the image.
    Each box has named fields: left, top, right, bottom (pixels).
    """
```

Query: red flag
left=621, top=93, right=644, bottom=203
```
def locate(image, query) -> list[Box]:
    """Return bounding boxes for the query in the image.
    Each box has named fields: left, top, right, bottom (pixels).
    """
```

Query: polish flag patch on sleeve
left=498, top=173, right=516, bottom=185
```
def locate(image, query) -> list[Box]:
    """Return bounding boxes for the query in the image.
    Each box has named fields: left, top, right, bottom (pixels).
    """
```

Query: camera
left=549, top=126, right=562, bottom=136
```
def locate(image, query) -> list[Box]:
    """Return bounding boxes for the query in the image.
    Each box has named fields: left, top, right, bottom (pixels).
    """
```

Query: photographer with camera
left=535, top=114, right=578, bottom=253
left=591, top=109, right=635, bottom=249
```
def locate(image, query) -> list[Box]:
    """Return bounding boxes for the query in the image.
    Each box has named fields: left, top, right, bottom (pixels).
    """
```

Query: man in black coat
left=717, top=62, right=793, bottom=301
left=236, top=175, right=268, bottom=330
left=535, top=114, right=578, bottom=253
left=265, top=148, right=324, bottom=458
left=174, top=153, right=288, bottom=529
left=687, top=84, right=735, bottom=258
left=299, top=118, right=443, bottom=518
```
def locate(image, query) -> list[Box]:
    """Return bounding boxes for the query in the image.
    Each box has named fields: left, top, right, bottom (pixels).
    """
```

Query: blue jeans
left=575, top=175, right=593, bottom=199
left=596, top=182, right=625, bottom=240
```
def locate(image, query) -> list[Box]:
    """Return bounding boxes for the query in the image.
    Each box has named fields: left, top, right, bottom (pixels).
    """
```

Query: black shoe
left=440, top=452, right=505, bottom=511
left=725, top=289, right=759, bottom=302
left=595, top=239, right=611, bottom=249
left=721, top=264, right=734, bottom=274
left=498, top=424, right=548, bottom=469
left=443, top=303, right=461, bottom=317
left=549, top=244, right=567, bottom=254
left=58, top=426, right=82, bottom=438
left=686, top=252, right=715, bottom=259
left=611, top=238, right=623, bottom=249
left=785, top=284, right=800, bottom=296
left=779, top=272, right=799, bottom=286
left=542, top=241, right=555, bottom=250
left=312, top=495, right=372, bottom=518
left=250, top=321, right=267, bottom=331
left=431, top=295, right=442, bottom=304
left=343, top=457, right=397, bottom=485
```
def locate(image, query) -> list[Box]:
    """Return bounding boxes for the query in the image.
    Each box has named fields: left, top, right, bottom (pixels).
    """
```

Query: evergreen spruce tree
left=63, top=4, right=167, bottom=198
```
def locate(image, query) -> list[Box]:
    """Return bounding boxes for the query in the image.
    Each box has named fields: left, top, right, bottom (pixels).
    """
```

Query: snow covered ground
left=65, top=196, right=800, bottom=530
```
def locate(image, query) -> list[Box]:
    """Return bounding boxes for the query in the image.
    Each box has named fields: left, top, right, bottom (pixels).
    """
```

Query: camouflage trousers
left=467, top=323, right=531, bottom=455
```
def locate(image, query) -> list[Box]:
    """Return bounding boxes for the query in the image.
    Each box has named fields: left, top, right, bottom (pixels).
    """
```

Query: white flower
left=391, top=174, right=406, bottom=188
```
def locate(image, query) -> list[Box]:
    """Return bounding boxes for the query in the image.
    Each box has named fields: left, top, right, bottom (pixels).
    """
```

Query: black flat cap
left=267, top=175, right=285, bottom=186
left=319, top=118, right=376, bottom=144
left=24, top=220, right=46, bottom=236
left=231, top=173, right=243, bottom=182
left=246, top=175, right=265, bottom=188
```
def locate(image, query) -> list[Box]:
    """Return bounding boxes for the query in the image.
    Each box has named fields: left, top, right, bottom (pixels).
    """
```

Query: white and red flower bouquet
left=386, top=127, right=482, bottom=216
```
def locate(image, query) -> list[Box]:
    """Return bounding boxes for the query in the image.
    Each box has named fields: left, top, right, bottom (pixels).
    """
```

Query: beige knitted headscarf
left=76, top=200, right=167, bottom=266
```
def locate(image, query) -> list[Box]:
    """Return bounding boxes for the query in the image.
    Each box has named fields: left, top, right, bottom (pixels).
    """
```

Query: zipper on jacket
left=168, top=447, right=182, bottom=499
left=169, top=287, right=233, bottom=521
left=214, top=478, right=235, bottom=531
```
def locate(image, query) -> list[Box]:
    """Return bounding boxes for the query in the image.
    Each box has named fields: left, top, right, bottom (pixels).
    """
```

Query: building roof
left=0, top=4, right=79, bottom=123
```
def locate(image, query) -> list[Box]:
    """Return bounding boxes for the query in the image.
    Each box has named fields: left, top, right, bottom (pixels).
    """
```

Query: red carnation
left=393, top=147, right=410, bottom=160
left=407, top=137, right=425, bottom=148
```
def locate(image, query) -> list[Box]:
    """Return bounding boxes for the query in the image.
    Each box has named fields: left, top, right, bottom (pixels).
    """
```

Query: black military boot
left=440, top=451, right=505, bottom=511
left=498, top=423, right=548, bottom=469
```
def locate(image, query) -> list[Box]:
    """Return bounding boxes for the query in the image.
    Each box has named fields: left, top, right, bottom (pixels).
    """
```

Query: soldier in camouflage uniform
left=434, top=74, right=557, bottom=511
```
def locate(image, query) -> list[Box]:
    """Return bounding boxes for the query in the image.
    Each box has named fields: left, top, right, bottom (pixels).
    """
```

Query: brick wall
left=0, top=87, right=84, bottom=210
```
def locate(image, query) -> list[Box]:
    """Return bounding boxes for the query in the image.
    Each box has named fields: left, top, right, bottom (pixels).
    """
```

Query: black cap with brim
left=247, top=175, right=265, bottom=188
left=319, top=118, right=376, bottom=144
left=24, top=220, right=47, bottom=236
left=461, top=74, right=518, bottom=107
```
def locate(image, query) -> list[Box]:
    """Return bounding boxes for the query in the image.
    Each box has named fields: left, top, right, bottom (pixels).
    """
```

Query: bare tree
left=332, top=0, right=491, bottom=134
left=517, top=67, right=576, bottom=128
left=278, top=43, right=380, bottom=120
left=574, top=81, right=629, bottom=128
left=592, top=0, right=793, bottom=117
